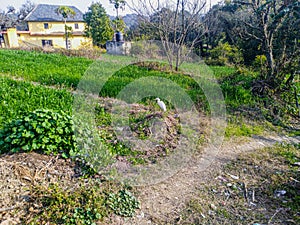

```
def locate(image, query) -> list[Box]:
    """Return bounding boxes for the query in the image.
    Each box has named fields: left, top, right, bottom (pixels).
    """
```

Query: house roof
left=25, top=4, right=84, bottom=22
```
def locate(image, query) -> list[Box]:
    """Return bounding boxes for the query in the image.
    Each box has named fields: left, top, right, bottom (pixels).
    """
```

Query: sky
left=0, top=0, right=221, bottom=15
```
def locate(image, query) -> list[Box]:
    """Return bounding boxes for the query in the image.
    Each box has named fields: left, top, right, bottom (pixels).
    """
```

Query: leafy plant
left=0, top=109, right=76, bottom=157
left=0, top=77, right=73, bottom=127
left=106, top=189, right=140, bottom=217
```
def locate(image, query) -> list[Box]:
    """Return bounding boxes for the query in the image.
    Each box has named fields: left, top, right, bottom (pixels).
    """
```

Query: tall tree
left=84, top=2, right=114, bottom=47
left=56, top=6, right=76, bottom=50
left=231, top=0, right=300, bottom=92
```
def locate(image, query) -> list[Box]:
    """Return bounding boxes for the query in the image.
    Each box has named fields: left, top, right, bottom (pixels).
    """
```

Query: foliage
left=132, top=0, right=206, bottom=70
left=130, top=41, right=160, bottom=58
left=0, top=6, right=17, bottom=29
left=0, top=109, right=77, bottom=158
left=30, top=182, right=107, bottom=224
left=106, top=189, right=140, bottom=217
left=218, top=68, right=257, bottom=108
left=234, top=0, right=299, bottom=90
left=206, top=42, right=243, bottom=66
left=99, top=63, right=208, bottom=111
left=56, top=6, right=76, bottom=19
left=225, top=116, right=264, bottom=138
left=84, top=3, right=114, bottom=47
left=112, top=17, right=126, bottom=33
left=18, top=0, right=35, bottom=20
left=252, top=55, right=267, bottom=71
left=28, top=182, right=139, bottom=224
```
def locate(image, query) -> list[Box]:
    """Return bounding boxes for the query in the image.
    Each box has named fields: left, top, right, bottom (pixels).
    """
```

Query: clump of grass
left=29, top=182, right=107, bottom=224
left=106, top=189, right=140, bottom=217
left=27, top=181, right=140, bottom=224
left=225, top=115, right=264, bottom=138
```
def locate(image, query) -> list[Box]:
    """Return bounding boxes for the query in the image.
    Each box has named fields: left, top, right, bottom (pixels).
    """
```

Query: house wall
left=2, top=21, right=91, bottom=50
left=18, top=33, right=92, bottom=49
left=28, top=21, right=85, bottom=34
left=5, top=28, right=19, bottom=48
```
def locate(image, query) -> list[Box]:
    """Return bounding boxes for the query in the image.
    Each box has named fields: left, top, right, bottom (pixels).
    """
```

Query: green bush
left=0, top=109, right=76, bottom=158
left=252, top=54, right=267, bottom=69
left=206, top=42, right=243, bottom=66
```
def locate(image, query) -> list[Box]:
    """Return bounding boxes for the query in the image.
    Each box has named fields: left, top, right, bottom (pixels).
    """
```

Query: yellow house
left=1, top=4, right=92, bottom=49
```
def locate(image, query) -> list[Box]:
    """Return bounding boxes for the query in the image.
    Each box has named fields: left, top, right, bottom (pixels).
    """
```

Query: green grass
left=209, top=66, right=237, bottom=79
left=0, top=49, right=258, bottom=111
left=0, top=49, right=92, bottom=87
left=99, top=63, right=209, bottom=111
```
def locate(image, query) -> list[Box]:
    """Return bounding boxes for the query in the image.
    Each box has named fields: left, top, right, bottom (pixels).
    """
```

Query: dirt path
left=106, top=134, right=300, bottom=225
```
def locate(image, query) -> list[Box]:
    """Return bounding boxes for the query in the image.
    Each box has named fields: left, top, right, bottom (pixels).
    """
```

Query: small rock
left=227, top=183, right=233, bottom=187
left=227, top=173, right=239, bottom=180
left=275, top=190, right=286, bottom=197
left=208, top=210, right=215, bottom=215
left=136, top=211, right=144, bottom=219
left=293, top=162, right=300, bottom=166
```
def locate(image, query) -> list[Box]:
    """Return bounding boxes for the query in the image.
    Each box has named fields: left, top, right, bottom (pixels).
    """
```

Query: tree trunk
left=64, top=19, right=68, bottom=50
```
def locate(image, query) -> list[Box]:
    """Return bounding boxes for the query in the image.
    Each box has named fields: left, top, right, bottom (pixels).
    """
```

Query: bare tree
left=18, top=0, right=36, bottom=20
left=130, top=0, right=207, bottom=71
left=0, top=6, right=17, bottom=30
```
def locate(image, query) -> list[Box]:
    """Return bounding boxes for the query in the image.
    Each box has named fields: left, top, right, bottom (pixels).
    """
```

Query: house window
left=42, top=40, right=53, bottom=47
left=74, top=23, right=79, bottom=29
left=44, top=23, right=49, bottom=29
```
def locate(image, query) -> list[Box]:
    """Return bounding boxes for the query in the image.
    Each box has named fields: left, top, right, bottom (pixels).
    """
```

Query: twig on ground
left=252, top=189, right=255, bottom=202
left=268, top=208, right=283, bottom=224
left=243, top=182, right=248, bottom=202
left=0, top=205, right=20, bottom=213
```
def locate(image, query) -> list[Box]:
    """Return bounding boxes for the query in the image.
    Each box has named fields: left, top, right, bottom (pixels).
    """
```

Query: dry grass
left=0, top=152, right=78, bottom=223
left=181, top=144, right=300, bottom=224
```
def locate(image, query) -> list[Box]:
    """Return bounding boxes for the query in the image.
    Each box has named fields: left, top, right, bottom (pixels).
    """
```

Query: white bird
left=155, top=98, right=166, bottom=112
